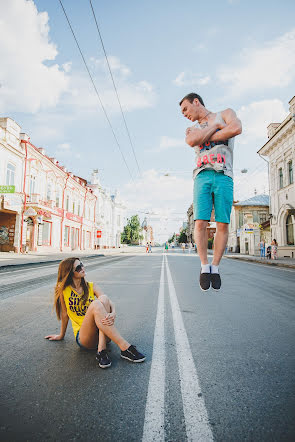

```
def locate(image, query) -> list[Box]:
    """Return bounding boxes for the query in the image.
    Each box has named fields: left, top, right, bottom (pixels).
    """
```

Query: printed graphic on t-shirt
left=68, top=290, right=93, bottom=316
left=196, top=128, right=228, bottom=169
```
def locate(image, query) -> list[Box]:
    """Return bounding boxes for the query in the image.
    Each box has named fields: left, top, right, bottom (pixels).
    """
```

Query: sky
left=1, top=0, right=295, bottom=242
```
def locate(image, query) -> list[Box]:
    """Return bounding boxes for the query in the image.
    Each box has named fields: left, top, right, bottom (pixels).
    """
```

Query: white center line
left=142, top=255, right=165, bottom=442
left=165, top=254, right=214, bottom=441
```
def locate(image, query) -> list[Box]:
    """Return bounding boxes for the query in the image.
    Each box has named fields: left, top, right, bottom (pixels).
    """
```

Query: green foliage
left=121, top=215, right=142, bottom=244
left=208, top=237, right=214, bottom=249
left=178, top=229, right=187, bottom=244
left=168, top=233, right=176, bottom=244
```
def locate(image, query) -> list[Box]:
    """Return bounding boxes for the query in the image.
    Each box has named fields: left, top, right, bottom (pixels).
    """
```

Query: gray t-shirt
left=192, top=112, right=234, bottom=180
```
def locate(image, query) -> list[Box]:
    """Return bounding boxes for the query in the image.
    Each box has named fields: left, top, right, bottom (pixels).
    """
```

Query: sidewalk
left=0, top=245, right=146, bottom=268
left=223, top=252, right=295, bottom=269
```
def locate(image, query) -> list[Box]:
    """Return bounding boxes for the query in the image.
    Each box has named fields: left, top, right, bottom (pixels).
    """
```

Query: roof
left=234, top=194, right=269, bottom=207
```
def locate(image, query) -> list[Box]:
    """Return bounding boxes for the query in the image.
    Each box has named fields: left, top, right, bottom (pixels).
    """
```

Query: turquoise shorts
left=193, top=170, right=233, bottom=224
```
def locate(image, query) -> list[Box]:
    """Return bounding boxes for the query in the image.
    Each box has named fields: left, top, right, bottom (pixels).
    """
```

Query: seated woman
left=45, top=257, right=145, bottom=369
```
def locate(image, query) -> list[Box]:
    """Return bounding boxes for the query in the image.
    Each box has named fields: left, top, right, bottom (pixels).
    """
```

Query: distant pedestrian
left=266, top=245, right=271, bottom=259
left=146, top=242, right=149, bottom=253
left=149, top=242, right=152, bottom=253
left=45, top=258, right=145, bottom=369
left=180, top=92, right=242, bottom=291
left=181, top=243, right=185, bottom=253
left=259, top=239, right=266, bottom=258
left=271, top=239, right=278, bottom=260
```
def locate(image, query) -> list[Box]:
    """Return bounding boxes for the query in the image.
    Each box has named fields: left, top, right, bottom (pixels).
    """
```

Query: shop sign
left=37, top=209, right=52, bottom=219
left=0, top=185, right=15, bottom=193
left=66, top=212, right=82, bottom=223
left=96, top=230, right=102, bottom=238
left=24, top=207, right=37, bottom=217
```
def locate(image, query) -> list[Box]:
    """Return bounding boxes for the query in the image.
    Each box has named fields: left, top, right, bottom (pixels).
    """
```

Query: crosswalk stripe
left=142, top=255, right=166, bottom=441
left=165, top=254, right=214, bottom=441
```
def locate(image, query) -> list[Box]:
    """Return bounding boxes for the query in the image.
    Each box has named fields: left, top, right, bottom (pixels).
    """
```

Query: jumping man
left=179, top=93, right=242, bottom=291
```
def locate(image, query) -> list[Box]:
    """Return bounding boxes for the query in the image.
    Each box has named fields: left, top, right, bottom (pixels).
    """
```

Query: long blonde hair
left=54, top=257, right=89, bottom=320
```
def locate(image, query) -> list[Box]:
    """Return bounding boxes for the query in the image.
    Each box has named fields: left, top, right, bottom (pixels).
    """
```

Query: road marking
left=165, top=254, right=214, bottom=441
left=142, top=255, right=166, bottom=442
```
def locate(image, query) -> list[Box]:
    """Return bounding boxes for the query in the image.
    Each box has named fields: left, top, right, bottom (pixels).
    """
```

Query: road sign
left=0, top=185, right=15, bottom=193
left=96, top=230, right=102, bottom=238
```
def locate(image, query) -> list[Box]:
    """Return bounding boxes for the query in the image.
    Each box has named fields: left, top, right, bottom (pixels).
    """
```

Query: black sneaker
left=211, top=272, right=221, bottom=291
left=121, top=345, right=146, bottom=363
left=96, top=350, right=112, bottom=368
left=199, top=271, right=211, bottom=291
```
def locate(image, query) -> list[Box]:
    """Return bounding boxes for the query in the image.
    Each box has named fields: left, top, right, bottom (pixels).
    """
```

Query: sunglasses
left=74, top=262, right=84, bottom=273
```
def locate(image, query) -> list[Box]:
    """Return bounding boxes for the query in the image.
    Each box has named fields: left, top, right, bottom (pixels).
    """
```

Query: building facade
left=258, top=96, right=295, bottom=258
left=228, top=195, right=270, bottom=255
left=0, top=118, right=125, bottom=253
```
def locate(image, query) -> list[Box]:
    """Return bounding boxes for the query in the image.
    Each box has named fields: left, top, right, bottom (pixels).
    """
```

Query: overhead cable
left=89, top=0, right=142, bottom=178
left=58, top=0, right=134, bottom=181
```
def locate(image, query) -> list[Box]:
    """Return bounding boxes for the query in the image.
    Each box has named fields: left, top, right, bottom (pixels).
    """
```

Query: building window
left=47, top=182, right=52, bottom=201
left=64, top=226, right=70, bottom=246
left=286, top=215, right=294, bottom=245
left=72, top=200, right=76, bottom=214
left=29, top=175, right=36, bottom=195
left=288, top=161, right=293, bottom=185
left=78, top=202, right=81, bottom=216
left=56, top=187, right=61, bottom=208
left=279, top=168, right=283, bottom=189
left=6, top=163, right=15, bottom=185
left=259, top=212, right=267, bottom=223
left=42, top=221, right=52, bottom=246
left=66, top=195, right=69, bottom=212
left=238, top=211, right=243, bottom=228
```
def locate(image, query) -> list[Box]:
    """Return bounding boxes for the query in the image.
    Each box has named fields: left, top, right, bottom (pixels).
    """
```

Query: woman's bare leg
left=78, top=299, right=130, bottom=352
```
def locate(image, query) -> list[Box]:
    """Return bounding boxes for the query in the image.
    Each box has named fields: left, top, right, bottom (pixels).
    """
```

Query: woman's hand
left=45, top=334, right=64, bottom=341
left=101, top=312, right=116, bottom=326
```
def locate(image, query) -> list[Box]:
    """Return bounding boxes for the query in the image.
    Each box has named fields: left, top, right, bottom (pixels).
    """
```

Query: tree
left=178, top=228, right=187, bottom=244
left=121, top=215, right=142, bottom=244
left=168, top=233, right=176, bottom=244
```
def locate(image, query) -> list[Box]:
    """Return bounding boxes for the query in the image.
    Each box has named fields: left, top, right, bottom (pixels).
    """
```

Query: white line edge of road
left=165, top=254, right=214, bottom=442
left=142, top=254, right=166, bottom=442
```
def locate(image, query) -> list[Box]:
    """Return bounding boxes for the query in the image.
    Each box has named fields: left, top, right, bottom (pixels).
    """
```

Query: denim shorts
left=75, top=330, right=98, bottom=351
left=193, top=170, right=233, bottom=224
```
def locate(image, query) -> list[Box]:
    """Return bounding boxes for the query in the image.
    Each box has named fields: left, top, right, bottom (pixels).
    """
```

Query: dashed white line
left=165, top=254, right=213, bottom=441
left=142, top=255, right=166, bottom=442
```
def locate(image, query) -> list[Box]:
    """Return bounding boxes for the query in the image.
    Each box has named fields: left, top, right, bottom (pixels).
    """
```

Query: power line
left=58, top=0, right=134, bottom=182
left=89, top=0, right=142, bottom=178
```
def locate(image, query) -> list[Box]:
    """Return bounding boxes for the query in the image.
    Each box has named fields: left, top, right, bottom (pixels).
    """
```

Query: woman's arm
left=45, top=293, right=69, bottom=341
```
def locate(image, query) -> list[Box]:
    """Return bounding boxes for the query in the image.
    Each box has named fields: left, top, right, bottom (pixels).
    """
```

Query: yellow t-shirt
left=63, top=282, right=95, bottom=337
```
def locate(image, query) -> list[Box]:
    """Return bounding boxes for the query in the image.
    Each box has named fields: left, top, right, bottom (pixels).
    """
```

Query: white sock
left=211, top=264, right=219, bottom=274
left=201, top=264, right=211, bottom=274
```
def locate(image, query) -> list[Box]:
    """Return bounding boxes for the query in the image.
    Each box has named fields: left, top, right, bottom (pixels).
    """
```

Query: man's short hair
left=179, top=93, right=205, bottom=107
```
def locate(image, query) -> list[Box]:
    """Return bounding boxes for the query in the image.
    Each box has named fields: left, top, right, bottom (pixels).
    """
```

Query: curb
left=224, top=255, right=295, bottom=269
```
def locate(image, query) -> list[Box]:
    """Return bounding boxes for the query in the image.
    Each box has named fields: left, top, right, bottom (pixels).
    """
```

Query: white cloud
left=90, top=55, right=131, bottom=77
left=0, top=0, right=69, bottom=113
left=218, top=29, right=295, bottom=96
left=122, top=169, right=193, bottom=242
left=62, top=62, right=72, bottom=73
left=237, top=99, right=288, bottom=145
left=173, top=72, right=210, bottom=87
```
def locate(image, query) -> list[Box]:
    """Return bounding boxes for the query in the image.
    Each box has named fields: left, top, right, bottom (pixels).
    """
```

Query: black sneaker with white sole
left=96, top=350, right=112, bottom=368
left=121, top=345, right=146, bottom=363
left=199, top=271, right=211, bottom=291
left=211, top=272, right=221, bottom=291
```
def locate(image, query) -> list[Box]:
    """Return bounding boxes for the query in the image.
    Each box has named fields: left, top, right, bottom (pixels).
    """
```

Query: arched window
left=286, top=214, right=294, bottom=245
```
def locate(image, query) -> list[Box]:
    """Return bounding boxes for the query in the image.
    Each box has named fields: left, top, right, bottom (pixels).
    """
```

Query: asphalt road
left=1, top=249, right=295, bottom=441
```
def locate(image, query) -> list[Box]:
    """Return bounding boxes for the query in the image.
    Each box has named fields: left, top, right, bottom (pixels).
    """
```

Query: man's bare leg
left=194, top=220, right=209, bottom=265
left=212, top=222, right=229, bottom=266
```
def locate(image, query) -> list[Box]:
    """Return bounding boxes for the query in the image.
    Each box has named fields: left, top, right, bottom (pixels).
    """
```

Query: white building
left=0, top=118, right=24, bottom=252
left=0, top=117, right=125, bottom=253
left=228, top=195, right=270, bottom=255
left=258, top=96, right=295, bottom=258
left=89, top=170, right=126, bottom=249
